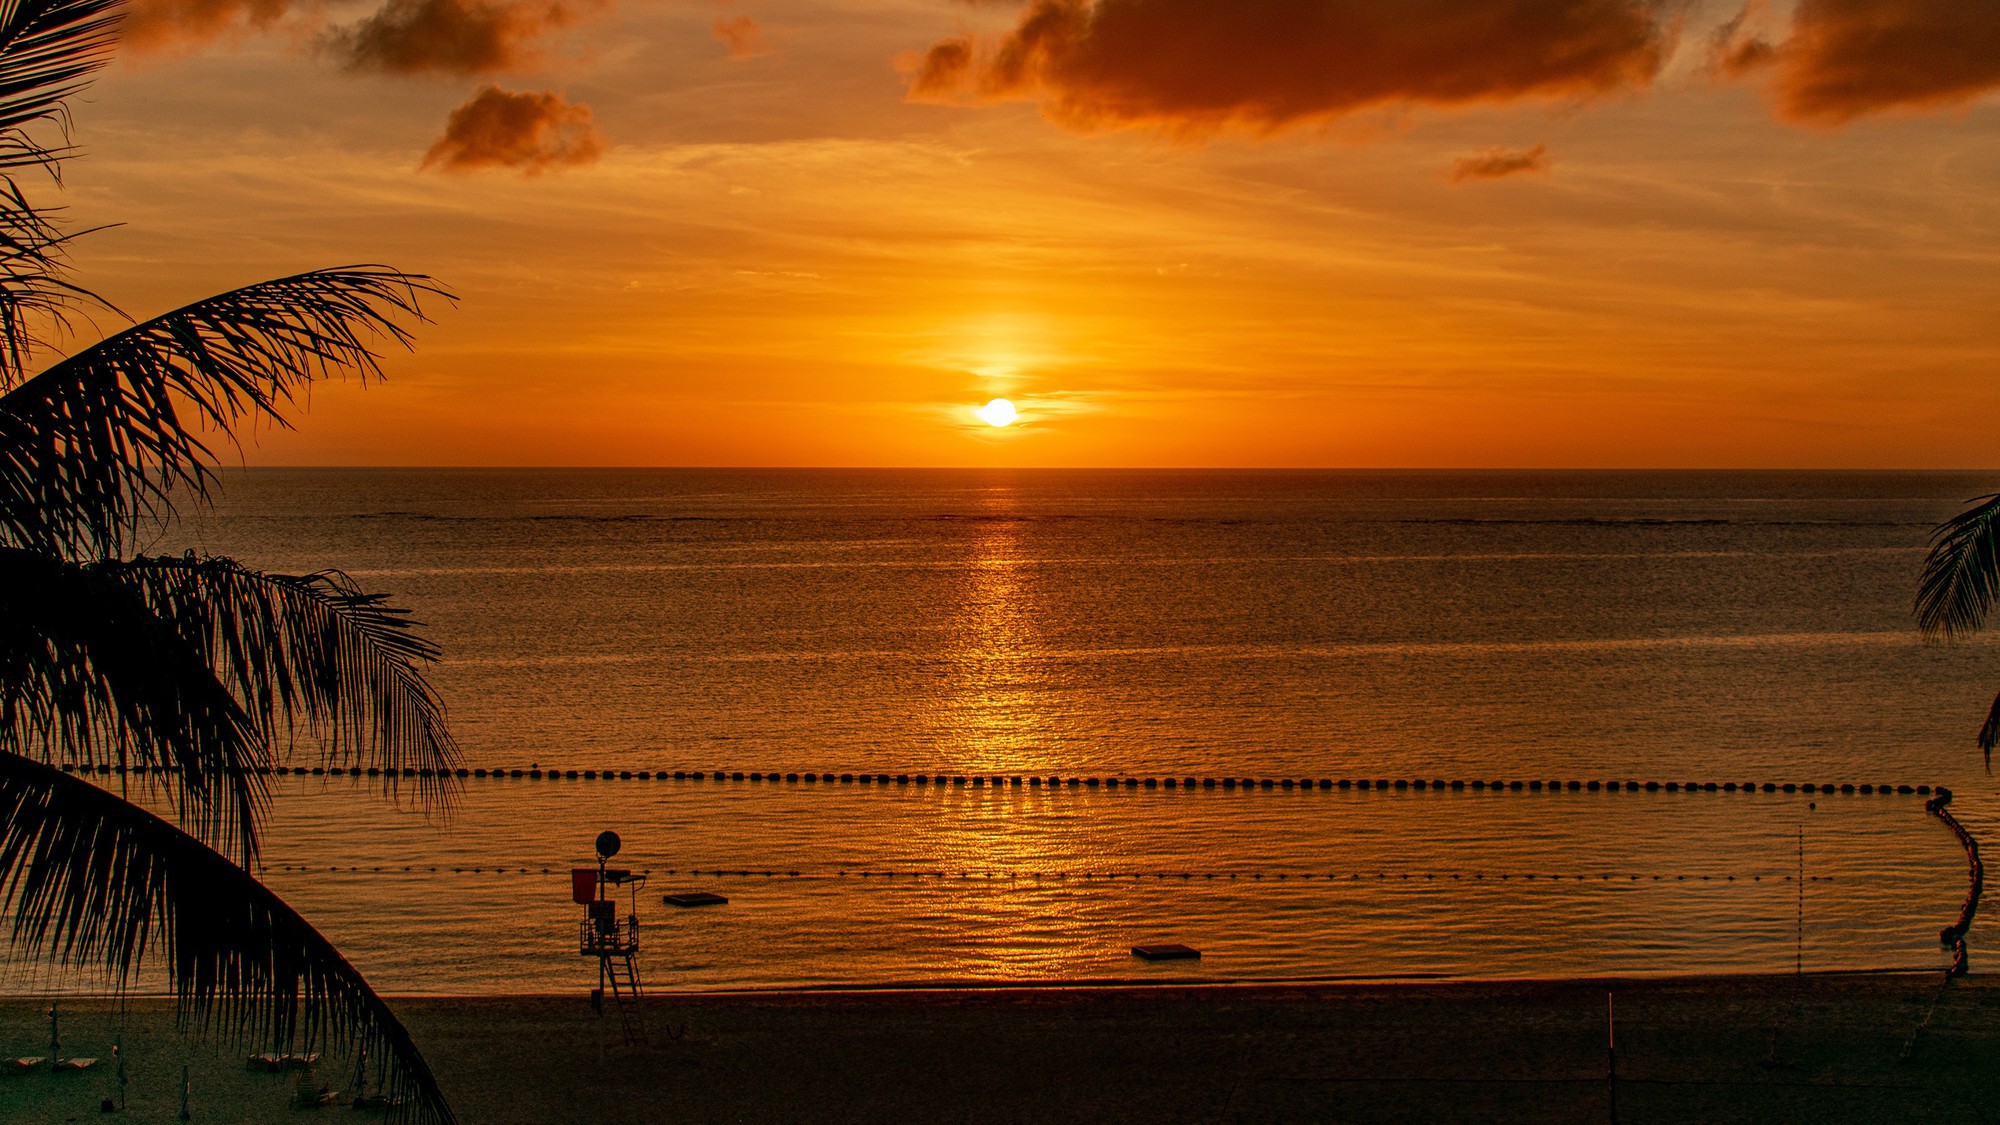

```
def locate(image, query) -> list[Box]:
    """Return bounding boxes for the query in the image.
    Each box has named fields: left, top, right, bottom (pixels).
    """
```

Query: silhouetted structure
left=575, top=831, right=647, bottom=1044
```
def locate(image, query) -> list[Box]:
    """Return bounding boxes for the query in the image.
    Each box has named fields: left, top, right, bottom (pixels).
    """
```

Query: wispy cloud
left=1449, top=144, right=1551, bottom=183
left=713, top=14, right=771, bottom=59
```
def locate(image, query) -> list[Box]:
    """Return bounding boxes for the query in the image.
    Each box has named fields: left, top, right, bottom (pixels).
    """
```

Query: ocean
left=124, top=469, right=2000, bottom=991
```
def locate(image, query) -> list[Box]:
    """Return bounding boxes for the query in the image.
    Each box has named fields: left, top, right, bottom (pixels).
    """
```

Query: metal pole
left=1607, top=991, right=1618, bottom=1124
left=1796, top=824, right=1804, bottom=975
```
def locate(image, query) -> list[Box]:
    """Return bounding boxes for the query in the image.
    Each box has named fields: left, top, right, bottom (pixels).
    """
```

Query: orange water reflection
left=940, top=486, right=1047, bottom=774
left=905, top=486, right=1109, bottom=975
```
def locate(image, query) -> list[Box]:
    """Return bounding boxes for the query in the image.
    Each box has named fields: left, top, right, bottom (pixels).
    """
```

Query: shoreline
left=6, top=971, right=1994, bottom=1122
left=0, top=962, right=1953, bottom=1002
left=563, top=964, right=1953, bottom=994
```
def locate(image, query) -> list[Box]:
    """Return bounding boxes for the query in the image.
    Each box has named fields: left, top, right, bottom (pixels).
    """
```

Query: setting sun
left=976, top=399, right=1019, bottom=428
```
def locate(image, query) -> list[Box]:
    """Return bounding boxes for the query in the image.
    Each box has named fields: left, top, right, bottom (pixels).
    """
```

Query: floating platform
left=1132, top=944, right=1201, bottom=962
left=663, top=892, right=729, bottom=907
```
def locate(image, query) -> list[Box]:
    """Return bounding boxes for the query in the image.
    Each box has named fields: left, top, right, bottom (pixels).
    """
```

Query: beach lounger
left=4, top=1057, right=46, bottom=1074
left=51, top=1057, right=96, bottom=1071
left=281, top=1052, right=321, bottom=1068
left=351, top=1093, right=404, bottom=1111
left=248, top=1052, right=286, bottom=1071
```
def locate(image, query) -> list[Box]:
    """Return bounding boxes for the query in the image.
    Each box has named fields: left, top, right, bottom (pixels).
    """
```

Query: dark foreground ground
left=2, top=972, right=1996, bottom=1123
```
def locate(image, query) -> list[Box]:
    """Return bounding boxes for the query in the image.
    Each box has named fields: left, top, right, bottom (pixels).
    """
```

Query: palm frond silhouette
left=0, top=1, right=459, bottom=1118
left=1917, top=492, right=2000, bottom=768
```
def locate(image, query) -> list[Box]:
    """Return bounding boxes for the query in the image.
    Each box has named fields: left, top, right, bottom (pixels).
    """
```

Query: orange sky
left=49, top=0, right=2000, bottom=467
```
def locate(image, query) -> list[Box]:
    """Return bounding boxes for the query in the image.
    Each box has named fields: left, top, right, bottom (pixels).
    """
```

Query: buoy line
left=1925, top=788, right=1981, bottom=978
left=261, top=864, right=1838, bottom=884
left=129, top=761, right=1948, bottom=798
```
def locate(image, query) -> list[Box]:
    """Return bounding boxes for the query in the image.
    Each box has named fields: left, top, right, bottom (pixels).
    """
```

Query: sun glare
left=977, top=398, right=1019, bottom=428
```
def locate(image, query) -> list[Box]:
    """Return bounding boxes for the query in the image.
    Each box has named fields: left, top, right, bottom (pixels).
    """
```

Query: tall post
left=597, top=843, right=610, bottom=1064
left=598, top=849, right=607, bottom=1002
left=1606, top=991, right=1618, bottom=1124
left=1796, top=824, right=1804, bottom=975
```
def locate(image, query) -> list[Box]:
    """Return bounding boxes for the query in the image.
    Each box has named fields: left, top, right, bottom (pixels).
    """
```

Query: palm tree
left=0, top=0, right=460, bottom=1119
left=1917, top=492, right=2000, bottom=770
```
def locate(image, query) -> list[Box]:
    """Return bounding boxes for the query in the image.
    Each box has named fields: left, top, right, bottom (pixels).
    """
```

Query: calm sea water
left=110, top=470, right=2000, bottom=990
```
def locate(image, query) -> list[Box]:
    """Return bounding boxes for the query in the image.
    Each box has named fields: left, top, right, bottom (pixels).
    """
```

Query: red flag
left=571, top=868, right=597, bottom=905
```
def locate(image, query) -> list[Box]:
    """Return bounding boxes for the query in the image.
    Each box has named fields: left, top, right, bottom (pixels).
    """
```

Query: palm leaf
left=0, top=176, right=104, bottom=387
left=0, top=0, right=122, bottom=172
left=0, top=0, right=120, bottom=165
left=0, top=546, right=265, bottom=860
left=0, top=748, right=455, bottom=1124
left=0, top=266, right=450, bottom=558
left=1918, top=494, right=2000, bottom=639
left=0, top=0, right=132, bottom=389
left=99, top=553, right=458, bottom=806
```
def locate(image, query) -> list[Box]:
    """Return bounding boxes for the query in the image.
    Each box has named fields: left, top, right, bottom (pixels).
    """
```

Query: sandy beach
left=3, top=971, right=1994, bottom=1123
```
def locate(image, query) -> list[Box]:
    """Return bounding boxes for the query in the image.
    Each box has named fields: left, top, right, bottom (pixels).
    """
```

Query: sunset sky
left=53, top=0, right=2000, bottom=467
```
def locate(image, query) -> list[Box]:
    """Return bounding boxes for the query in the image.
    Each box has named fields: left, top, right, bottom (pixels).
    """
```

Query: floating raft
left=1132, top=944, right=1201, bottom=962
left=663, top=892, right=729, bottom=907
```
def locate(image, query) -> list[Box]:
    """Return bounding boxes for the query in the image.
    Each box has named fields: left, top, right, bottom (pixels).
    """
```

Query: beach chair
left=51, top=1056, right=96, bottom=1071
left=4, top=1057, right=46, bottom=1074
left=247, top=1052, right=286, bottom=1071
left=280, top=1052, right=321, bottom=1069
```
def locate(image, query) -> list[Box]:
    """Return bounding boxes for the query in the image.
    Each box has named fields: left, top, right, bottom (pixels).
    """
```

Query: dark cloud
left=330, top=0, right=602, bottom=76
left=909, top=38, right=974, bottom=97
left=122, top=0, right=300, bottom=53
left=422, top=85, right=604, bottom=172
left=123, top=0, right=609, bottom=73
left=1755, top=0, right=2000, bottom=123
left=907, top=0, right=1671, bottom=134
left=713, top=14, right=769, bottom=59
left=1449, top=143, right=1551, bottom=183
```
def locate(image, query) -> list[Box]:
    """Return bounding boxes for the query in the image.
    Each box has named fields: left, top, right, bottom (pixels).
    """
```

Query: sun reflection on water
left=940, top=488, right=1047, bottom=773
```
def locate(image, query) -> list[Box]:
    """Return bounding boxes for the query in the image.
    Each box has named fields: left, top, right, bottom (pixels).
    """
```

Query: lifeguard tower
left=573, top=830, right=647, bottom=1044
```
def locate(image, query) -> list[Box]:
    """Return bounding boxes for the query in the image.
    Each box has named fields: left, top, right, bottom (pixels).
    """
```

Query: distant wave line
left=344, top=548, right=1920, bottom=578
left=442, top=629, right=1968, bottom=668
left=296, top=511, right=1933, bottom=530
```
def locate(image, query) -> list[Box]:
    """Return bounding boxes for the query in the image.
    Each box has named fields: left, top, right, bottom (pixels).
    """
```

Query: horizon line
left=221, top=464, right=2000, bottom=473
